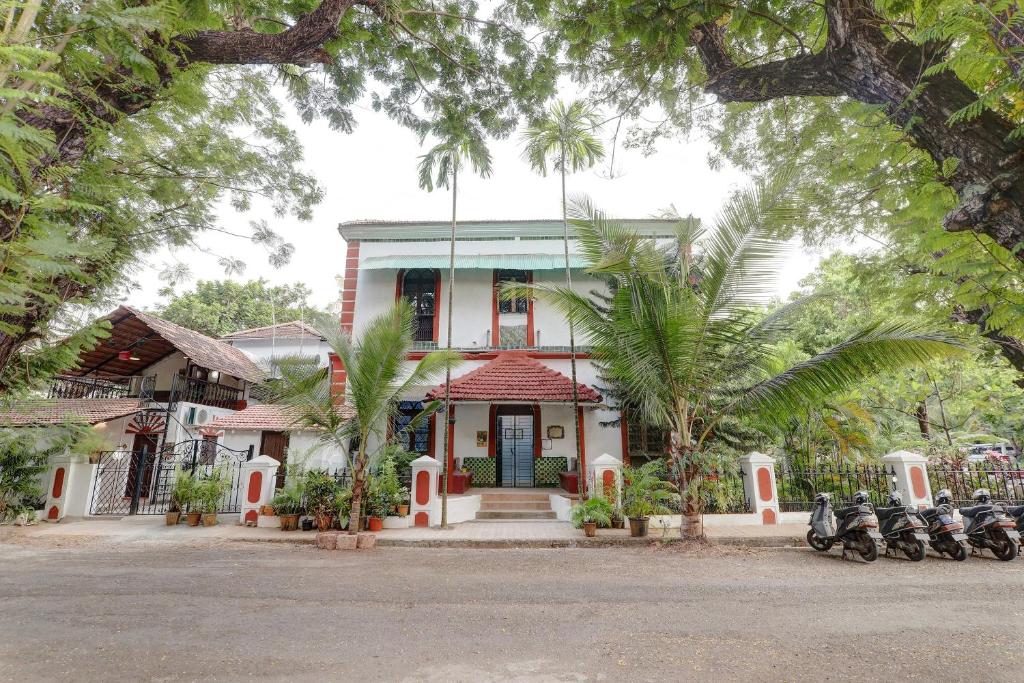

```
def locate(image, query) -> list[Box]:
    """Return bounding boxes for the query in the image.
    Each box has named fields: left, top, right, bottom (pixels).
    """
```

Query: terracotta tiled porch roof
left=210, top=403, right=354, bottom=431
left=0, top=399, right=144, bottom=426
left=426, top=352, right=601, bottom=403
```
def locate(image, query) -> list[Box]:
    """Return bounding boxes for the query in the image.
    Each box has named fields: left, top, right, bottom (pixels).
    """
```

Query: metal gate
left=89, top=439, right=253, bottom=515
left=497, top=413, right=535, bottom=487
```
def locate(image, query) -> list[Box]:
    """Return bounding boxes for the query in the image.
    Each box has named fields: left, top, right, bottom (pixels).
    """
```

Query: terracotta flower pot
left=583, top=521, right=597, bottom=537
left=260, top=505, right=275, bottom=516
left=279, top=513, right=300, bottom=531
left=315, top=513, right=333, bottom=532
left=368, top=516, right=383, bottom=532
left=397, top=504, right=409, bottom=517
left=186, top=512, right=202, bottom=527
left=628, top=516, right=649, bottom=537
left=165, top=511, right=180, bottom=526
left=611, top=517, right=625, bottom=530
left=202, top=513, right=217, bottom=527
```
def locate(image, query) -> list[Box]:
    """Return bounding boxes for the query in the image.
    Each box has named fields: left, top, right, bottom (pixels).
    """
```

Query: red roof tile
left=0, top=399, right=144, bottom=426
left=426, top=352, right=601, bottom=403
left=221, top=321, right=324, bottom=341
left=210, top=403, right=354, bottom=431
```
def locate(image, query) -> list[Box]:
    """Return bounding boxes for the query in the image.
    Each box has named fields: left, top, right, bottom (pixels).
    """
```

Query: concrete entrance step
left=476, top=510, right=558, bottom=520
left=479, top=501, right=552, bottom=511
left=479, top=492, right=552, bottom=502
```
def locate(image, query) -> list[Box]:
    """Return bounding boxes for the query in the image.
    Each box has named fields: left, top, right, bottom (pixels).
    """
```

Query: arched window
left=401, top=269, right=437, bottom=342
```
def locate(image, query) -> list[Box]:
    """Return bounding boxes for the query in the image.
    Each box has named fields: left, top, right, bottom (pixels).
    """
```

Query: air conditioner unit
left=185, top=407, right=211, bottom=425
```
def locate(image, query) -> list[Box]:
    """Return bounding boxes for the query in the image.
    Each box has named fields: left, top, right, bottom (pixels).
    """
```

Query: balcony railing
left=48, top=375, right=156, bottom=400
left=170, top=375, right=243, bottom=409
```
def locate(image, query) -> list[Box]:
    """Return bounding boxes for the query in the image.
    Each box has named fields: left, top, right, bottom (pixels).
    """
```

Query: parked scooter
left=960, top=489, right=1020, bottom=561
left=875, top=492, right=930, bottom=561
left=917, top=488, right=969, bottom=561
left=1007, top=503, right=1024, bottom=556
left=806, top=491, right=882, bottom=562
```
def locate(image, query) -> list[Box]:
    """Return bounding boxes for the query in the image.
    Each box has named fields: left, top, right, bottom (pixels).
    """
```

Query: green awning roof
left=360, top=254, right=589, bottom=270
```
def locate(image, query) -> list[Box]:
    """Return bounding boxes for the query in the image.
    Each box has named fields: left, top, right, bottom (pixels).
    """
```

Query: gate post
left=239, top=455, right=281, bottom=525
left=44, top=453, right=97, bottom=521
left=882, top=450, right=932, bottom=509
left=410, top=455, right=441, bottom=528
left=740, top=452, right=779, bottom=525
left=589, top=453, right=622, bottom=509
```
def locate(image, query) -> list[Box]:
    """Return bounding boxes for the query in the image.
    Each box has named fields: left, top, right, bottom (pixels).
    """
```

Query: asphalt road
left=1, top=537, right=1022, bottom=682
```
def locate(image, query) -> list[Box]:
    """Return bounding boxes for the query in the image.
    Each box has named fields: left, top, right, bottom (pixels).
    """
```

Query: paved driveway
left=1, top=537, right=1022, bottom=681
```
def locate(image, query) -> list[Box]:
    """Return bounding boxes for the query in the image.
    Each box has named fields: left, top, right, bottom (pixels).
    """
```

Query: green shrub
left=570, top=496, right=614, bottom=528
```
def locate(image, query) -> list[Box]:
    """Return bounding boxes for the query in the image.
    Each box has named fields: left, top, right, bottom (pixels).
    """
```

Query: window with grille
left=393, top=401, right=431, bottom=455
left=401, top=269, right=437, bottom=342
left=627, top=420, right=670, bottom=462
left=496, top=270, right=529, bottom=314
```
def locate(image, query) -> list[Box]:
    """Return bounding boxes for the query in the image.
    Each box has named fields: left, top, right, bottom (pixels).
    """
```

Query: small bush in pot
left=304, top=470, right=340, bottom=532
left=196, top=466, right=230, bottom=527
left=622, top=461, right=679, bottom=538
left=271, top=484, right=304, bottom=531
left=570, top=496, right=613, bottom=537
left=167, top=467, right=195, bottom=526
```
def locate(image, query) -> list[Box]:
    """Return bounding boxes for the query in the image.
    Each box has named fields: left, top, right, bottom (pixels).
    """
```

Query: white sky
left=127, top=99, right=825, bottom=312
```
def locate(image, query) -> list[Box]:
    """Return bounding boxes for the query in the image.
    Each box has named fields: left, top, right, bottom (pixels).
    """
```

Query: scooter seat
left=958, top=505, right=992, bottom=518
left=1006, top=505, right=1024, bottom=518
left=874, top=506, right=903, bottom=521
left=835, top=505, right=860, bottom=518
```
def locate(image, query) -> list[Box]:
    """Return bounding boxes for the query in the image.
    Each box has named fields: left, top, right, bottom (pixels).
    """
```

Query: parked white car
left=963, top=443, right=1019, bottom=464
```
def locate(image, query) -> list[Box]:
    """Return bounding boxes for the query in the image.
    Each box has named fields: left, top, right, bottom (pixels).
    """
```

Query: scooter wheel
left=950, top=543, right=967, bottom=562
left=806, top=530, right=832, bottom=552
left=994, top=538, right=1018, bottom=562
left=904, top=540, right=926, bottom=562
left=858, top=540, right=878, bottom=562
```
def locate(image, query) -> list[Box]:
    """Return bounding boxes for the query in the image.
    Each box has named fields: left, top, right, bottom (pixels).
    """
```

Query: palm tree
left=506, top=179, right=963, bottom=537
left=272, top=303, right=460, bottom=534
left=520, top=100, right=605, bottom=495
left=418, top=131, right=492, bottom=528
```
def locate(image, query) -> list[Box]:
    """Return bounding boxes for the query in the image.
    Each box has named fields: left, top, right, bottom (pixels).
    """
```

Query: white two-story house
left=337, top=219, right=679, bottom=490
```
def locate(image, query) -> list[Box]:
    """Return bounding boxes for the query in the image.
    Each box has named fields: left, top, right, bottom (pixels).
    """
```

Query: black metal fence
left=660, top=469, right=750, bottom=514
left=926, top=463, right=1024, bottom=507
left=89, top=439, right=253, bottom=515
left=775, top=463, right=897, bottom=511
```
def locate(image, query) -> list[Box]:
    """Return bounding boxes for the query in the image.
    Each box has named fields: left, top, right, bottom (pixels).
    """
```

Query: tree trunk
left=691, top=0, right=1024, bottom=259
left=915, top=401, right=931, bottom=440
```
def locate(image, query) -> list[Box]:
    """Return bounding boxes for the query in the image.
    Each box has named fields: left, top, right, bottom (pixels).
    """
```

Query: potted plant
left=197, top=466, right=230, bottom=527
left=396, top=485, right=410, bottom=518
left=304, top=470, right=339, bottom=532
left=167, top=467, right=194, bottom=526
left=271, top=484, right=304, bottom=531
left=570, top=496, right=613, bottom=537
left=622, top=461, right=679, bottom=538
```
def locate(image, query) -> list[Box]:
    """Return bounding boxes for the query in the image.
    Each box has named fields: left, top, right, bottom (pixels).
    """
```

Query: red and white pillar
left=43, top=455, right=96, bottom=521
left=410, top=455, right=441, bottom=527
left=238, top=455, right=281, bottom=525
left=740, top=451, right=779, bottom=525
left=589, top=453, right=622, bottom=508
left=882, top=450, right=932, bottom=509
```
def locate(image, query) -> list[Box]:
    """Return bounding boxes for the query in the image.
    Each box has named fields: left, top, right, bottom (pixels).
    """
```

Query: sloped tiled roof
left=210, top=403, right=354, bottom=431
left=0, top=399, right=144, bottom=426
left=221, top=321, right=325, bottom=341
left=426, top=352, right=601, bottom=403
left=119, top=307, right=264, bottom=383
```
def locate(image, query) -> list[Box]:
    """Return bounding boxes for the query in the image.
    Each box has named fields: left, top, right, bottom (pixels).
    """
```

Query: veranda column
left=44, top=453, right=97, bottom=521
left=589, top=453, right=622, bottom=508
left=410, top=455, right=442, bottom=528
left=238, top=455, right=280, bottom=525
left=740, top=452, right=779, bottom=525
left=882, top=450, right=932, bottom=509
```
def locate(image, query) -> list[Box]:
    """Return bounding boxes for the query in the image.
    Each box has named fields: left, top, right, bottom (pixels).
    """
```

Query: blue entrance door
left=497, top=411, right=534, bottom=487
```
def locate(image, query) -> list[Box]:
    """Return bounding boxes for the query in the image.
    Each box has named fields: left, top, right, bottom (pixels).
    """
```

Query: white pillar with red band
left=410, top=455, right=442, bottom=528
left=43, top=455, right=96, bottom=521
left=740, top=451, right=779, bottom=525
left=238, top=455, right=280, bottom=525
left=589, top=453, right=622, bottom=509
left=882, top=450, right=932, bottom=509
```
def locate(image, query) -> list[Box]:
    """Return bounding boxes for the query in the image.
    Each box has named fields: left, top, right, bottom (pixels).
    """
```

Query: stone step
left=479, top=493, right=552, bottom=503
left=476, top=510, right=558, bottom=520
left=479, top=501, right=552, bottom=511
